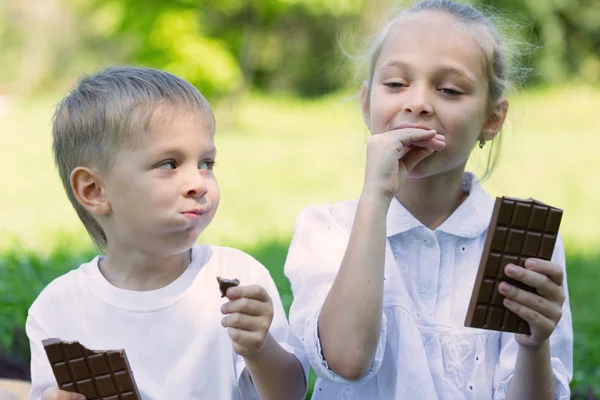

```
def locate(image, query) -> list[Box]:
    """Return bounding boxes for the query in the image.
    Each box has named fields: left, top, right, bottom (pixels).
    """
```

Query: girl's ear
left=70, top=167, right=111, bottom=215
left=481, top=97, right=509, bottom=141
left=360, top=81, right=371, bottom=129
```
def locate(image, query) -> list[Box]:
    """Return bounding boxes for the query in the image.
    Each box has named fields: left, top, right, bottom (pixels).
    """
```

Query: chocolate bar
left=464, top=197, right=563, bottom=334
left=42, top=338, right=141, bottom=400
left=217, top=277, right=240, bottom=297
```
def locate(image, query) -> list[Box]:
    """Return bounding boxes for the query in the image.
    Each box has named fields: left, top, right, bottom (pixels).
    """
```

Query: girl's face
left=362, top=12, right=507, bottom=179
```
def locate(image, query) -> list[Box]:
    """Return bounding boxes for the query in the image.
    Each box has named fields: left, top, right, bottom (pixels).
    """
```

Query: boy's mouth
left=181, top=209, right=207, bottom=220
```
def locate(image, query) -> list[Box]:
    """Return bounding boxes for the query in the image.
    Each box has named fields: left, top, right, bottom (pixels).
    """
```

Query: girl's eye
left=439, top=88, right=461, bottom=95
left=384, top=82, right=406, bottom=89
left=199, top=160, right=215, bottom=170
left=157, top=160, right=177, bottom=170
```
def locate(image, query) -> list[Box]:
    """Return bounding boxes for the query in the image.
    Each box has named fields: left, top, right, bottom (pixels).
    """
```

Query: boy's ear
left=70, top=167, right=110, bottom=215
left=360, top=81, right=371, bottom=129
left=481, top=97, right=509, bottom=141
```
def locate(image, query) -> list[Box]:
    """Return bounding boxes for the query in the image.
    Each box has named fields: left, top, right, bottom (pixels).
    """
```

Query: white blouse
left=285, top=173, right=572, bottom=399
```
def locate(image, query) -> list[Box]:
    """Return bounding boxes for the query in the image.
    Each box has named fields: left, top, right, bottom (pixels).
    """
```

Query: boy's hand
left=220, top=285, right=274, bottom=358
left=498, top=258, right=565, bottom=347
left=42, top=387, right=86, bottom=400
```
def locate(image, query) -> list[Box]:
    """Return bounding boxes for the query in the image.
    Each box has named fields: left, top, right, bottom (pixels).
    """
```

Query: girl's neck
left=396, top=166, right=469, bottom=231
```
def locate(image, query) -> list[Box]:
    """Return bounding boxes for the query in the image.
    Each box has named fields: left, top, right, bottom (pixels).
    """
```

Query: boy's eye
left=157, top=160, right=177, bottom=170
left=199, top=160, right=215, bottom=170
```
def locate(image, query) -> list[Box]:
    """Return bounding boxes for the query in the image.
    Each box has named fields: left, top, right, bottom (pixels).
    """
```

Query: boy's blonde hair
left=52, top=67, right=215, bottom=251
left=355, top=0, right=527, bottom=179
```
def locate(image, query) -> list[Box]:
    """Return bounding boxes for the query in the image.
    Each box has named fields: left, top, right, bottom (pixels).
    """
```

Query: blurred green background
left=0, top=0, right=599, bottom=398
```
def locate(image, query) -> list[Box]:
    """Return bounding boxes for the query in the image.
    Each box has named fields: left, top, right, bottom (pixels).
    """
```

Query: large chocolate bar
left=464, top=197, right=563, bottom=334
left=42, top=338, right=141, bottom=400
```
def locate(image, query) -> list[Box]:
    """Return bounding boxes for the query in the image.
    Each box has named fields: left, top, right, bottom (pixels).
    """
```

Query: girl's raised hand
left=363, top=128, right=445, bottom=200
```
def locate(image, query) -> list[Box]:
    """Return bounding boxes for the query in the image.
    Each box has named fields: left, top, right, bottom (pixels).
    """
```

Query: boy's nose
left=182, top=172, right=207, bottom=198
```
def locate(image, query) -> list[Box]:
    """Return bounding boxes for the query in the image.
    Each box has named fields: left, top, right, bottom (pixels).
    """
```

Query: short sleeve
left=235, top=271, right=309, bottom=399
left=284, top=204, right=387, bottom=384
left=493, top=234, right=573, bottom=399
left=26, top=308, right=59, bottom=400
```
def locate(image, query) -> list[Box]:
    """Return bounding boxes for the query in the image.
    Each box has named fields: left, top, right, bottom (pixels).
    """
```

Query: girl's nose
left=402, top=86, right=433, bottom=116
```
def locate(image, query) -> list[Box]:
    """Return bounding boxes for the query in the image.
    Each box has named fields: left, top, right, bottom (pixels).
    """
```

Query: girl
left=284, top=1, right=572, bottom=399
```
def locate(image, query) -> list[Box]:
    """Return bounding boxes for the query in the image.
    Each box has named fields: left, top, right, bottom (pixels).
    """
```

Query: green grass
left=1, top=87, right=599, bottom=397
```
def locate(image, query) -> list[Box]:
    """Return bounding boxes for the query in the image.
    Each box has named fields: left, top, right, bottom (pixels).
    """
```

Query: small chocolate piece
left=464, top=197, right=563, bottom=334
left=217, top=276, right=240, bottom=297
left=42, top=338, right=141, bottom=400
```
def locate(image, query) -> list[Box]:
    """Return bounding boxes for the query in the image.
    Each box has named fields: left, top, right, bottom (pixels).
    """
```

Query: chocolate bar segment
left=464, top=197, right=563, bottom=334
left=217, top=276, right=240, bottom=297
left=42, top=338, right=141, bottom=400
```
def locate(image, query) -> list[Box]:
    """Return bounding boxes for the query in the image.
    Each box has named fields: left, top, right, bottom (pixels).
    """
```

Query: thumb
left=401, top=147, right=435, bottom=172
left=42, top=387, right=86, bottom=400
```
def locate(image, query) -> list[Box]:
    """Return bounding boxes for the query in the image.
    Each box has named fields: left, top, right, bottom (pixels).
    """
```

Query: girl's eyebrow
left=379, top=60, right=476, bottom=83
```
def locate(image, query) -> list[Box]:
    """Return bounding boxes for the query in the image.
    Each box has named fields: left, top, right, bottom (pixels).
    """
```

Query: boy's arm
left=222, top=277, right=307, bottom=400
left=243, top=333, right=306, bottom=400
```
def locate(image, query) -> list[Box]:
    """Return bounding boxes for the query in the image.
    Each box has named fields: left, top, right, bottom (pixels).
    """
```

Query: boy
left=26, top=67, right=308, bottom=400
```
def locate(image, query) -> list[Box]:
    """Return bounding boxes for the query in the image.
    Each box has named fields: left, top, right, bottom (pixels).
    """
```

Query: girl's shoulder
left=294, top=200, right=358, bottom=233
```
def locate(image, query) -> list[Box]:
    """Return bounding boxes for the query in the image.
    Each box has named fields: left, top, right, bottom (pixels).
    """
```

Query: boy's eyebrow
left=379, top=60, right=476, bottom=83
left=152, top=146, right=217, bottom=157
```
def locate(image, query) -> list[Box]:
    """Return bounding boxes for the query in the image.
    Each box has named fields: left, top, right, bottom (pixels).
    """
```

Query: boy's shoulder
left=204, top=244, right=270, bottom=282
left=27, top=256, right=98, bottom=315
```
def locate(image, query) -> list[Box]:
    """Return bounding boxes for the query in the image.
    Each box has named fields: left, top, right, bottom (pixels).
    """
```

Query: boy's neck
left=397, top=166, right=469, bottom=231
left=98, top=247, right=192, bottom=291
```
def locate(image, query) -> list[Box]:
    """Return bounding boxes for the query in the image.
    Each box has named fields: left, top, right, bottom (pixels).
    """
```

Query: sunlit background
left=1, top=0, right=599, bottom=398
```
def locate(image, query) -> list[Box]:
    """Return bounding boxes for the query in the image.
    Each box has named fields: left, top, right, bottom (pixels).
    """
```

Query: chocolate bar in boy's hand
left=42, top=338, right=141, bottom=400
left=217, top=276, right=240, bottom=297
left=464, top=197, right=563, bottom=334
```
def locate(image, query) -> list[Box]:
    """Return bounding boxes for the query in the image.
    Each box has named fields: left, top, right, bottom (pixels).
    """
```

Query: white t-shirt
left=27, top=245, right=308, bottom=400
left=285, top=172, right=572, bottom=399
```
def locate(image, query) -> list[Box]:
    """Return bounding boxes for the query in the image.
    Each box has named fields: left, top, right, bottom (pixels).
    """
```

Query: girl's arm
left=506, top=340, right=556, bottom=400
left=317, top=190, right=390, bottom=380
left=317, top=129, right=445, bottom=380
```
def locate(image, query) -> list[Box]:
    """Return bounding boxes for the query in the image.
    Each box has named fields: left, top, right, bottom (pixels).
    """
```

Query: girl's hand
left=42, top=387, right=86, bottom=400
left=499, top=259, right=565, bottom=347
left=220, top=285, right=274, bottom=358
left=363, top=128, right=445, bottom=200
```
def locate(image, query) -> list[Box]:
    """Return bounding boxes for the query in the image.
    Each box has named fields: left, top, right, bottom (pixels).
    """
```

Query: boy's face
left=101, top=110, right=219, bottom=255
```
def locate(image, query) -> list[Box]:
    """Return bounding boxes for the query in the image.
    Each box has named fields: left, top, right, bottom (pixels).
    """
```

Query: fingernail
left=505, top=265, right=517, bottom=274
left=499, top=282, right=510, bottom=293
left=525, top=259, right=536, bottom=268
left=504, top=299, right=513, bottom=307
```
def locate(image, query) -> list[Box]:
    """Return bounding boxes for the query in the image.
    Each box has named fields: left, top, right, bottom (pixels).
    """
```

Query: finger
left=503, top=298, right=556, bottom=333
left=42, top=387, right=86, bottom=400
left=393, top=134, right=445, bottom=153
left=504, top=264, right=564, bottom=301
left=227, top=327, right=266, bottom=349
left=222, top=312, right=271, bottom=333
left=387, top=129, right=445, bottom=150
left=401, top=147, right=435, bottom=171
left=498, top=282, right=563, bottom=321
left=524, top=258, right=564, bottom=286
left=226, top=284, right=271, bottom=302
left=221, top=297, right=269, bottom=316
